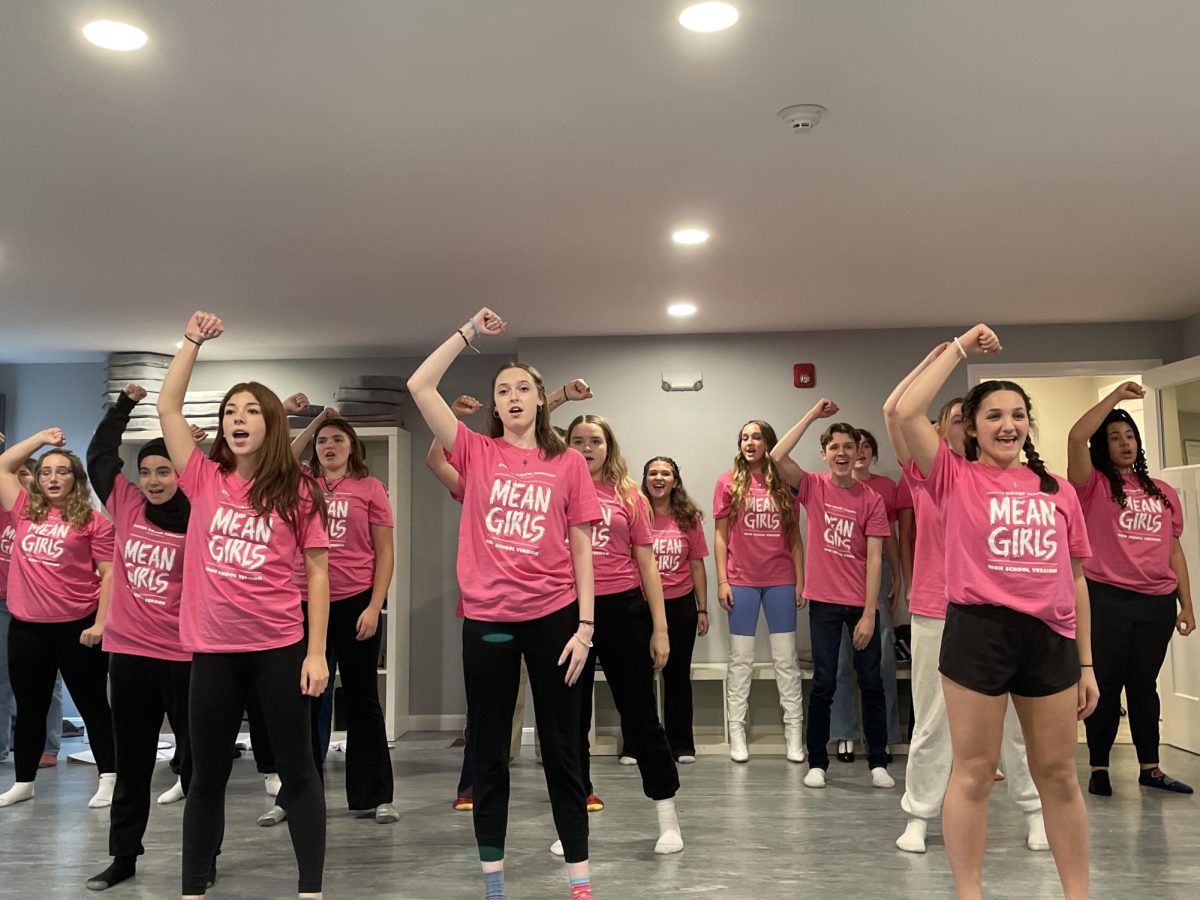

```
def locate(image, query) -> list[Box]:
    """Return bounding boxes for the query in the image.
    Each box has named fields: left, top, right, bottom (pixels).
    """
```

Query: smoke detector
left=777, top=104, right=826, bottom=132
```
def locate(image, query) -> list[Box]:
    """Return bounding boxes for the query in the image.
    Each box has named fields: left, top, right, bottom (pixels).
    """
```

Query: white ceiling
left=3, top=1, right=1200, bottom=362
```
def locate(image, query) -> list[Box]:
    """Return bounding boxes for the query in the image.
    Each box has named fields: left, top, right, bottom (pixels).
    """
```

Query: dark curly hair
left=962, top=380, right=1058, bottom=495
left=1088, top=409, right=1171, bottom=510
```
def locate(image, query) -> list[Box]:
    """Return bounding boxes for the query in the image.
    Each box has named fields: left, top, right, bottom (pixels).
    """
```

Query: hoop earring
left=493, top=409, right=501, bottom=419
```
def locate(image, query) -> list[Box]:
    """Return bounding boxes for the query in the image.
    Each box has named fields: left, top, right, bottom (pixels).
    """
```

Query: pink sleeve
left=909, top=440, right=958, bottom=502
left=1165, top=483, right=1185, bottom=538
left=447, top=420, right=481, bottom=479
left=713, top=474, right=732, bottom=519
left=11, top=488, right=29, bottom=518
left=565, top=452, right=602, bottom=527
left=1074, top=467, right=1105, bottom=509
left=89, top=513, right=117, bottom=562
left=367, top=479, right=394, bottom=528
left=298, top=490, right=331, bottom=551
left=1061, top=483, right=1092, bottom=559
left=629, top=494, right=653, bottom=546
left=865, top=494, right=890, bottom=538
left=177, top=446, right=213, bottom=496
left=688, top=521, right=710, bottom=559
left=895, top=476, right=913, bottom=511
left=797, top=471, right=819, bottom=504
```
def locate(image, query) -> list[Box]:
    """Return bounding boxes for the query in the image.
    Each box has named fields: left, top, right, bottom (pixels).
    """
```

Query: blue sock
left=485, top=869, right=507, bottom=900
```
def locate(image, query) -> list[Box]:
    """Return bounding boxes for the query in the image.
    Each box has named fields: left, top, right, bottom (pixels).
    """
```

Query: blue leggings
left=728, top=584, right=797, bottom=636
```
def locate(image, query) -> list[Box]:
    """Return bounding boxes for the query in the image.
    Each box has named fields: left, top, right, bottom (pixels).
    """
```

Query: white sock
left=157, top=778, right=185, bottom=805
left=89, top=773, right=117, bottom=809
left=264, top=773, right=281, bottom=797
left=654, top=798, right=683, bottom=854
left=0, top=781, right=35, bottom=807
left=896, top=817, right=927, bottom=853
left=550, top=838, right=564, bottom=857
left=1025, top=811, right=1050, bottom=851
left=803, top=767, right=826, bottom=788
left=871, top=767, right=896, bottom=789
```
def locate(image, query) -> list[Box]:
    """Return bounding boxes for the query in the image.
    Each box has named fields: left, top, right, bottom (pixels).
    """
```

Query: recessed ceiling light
left=672, top=228, right=710, bottom=246
left=82, top=20, right=149, bottom=52
left=679, top=2, right=740, bottom=33
left=667, top=302, right=698, bottom=318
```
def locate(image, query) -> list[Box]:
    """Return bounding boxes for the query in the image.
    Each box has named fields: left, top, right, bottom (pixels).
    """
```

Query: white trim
left=404, top=714, right=466, bottom=732
left=965, top=358, right=1161, bottom=384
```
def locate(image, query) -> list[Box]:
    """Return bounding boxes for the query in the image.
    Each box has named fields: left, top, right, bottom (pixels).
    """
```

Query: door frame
left=965, top=358, right=1162, bottom=385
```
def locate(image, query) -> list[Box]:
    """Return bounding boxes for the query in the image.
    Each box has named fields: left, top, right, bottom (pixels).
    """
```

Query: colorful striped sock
left=570, top=874, right=593, bottom=899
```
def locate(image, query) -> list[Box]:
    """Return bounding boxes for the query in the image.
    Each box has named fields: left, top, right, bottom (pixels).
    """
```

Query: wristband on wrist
left=466, top=319, right=479, bottom=339
left=578, top=619, right=594, bottom=627
left=1080, top=663, right=1093, bottom=667
left=184, top=334, right=202, bottom=347
left=456, top=328, right=481, bottom=354
left=953, top=337, right=968, bottom=360
left=697, top=610, right=708, bottom=615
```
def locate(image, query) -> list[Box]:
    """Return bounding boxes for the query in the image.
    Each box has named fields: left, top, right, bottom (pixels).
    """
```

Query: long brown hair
left=307, top=417, right=370, bottom=479
left=730, top=420, right=797, bottom=534
left=641, top=456, right=703, bottom=531
left=486, top=362, right=566, bottom=459
left=567, top=414, right=642, bottom=516
left=210, top=382, right=328, bottom=531
left=26, top=449, right=94, bottom=527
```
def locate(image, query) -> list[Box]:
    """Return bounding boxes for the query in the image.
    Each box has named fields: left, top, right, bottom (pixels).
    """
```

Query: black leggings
left=662, top=591, right=699, bottom=757
left=1084, top=579, right=1178, bottom=768
left=579, top=589, right=680, bottom=801
left=7, top=613, right=115, bottom=782
left=463, top=602, right=588, bottom=864
left=278, top=591, right=393, bottom=810
left=182, top=642, right=324, bottom=895
left=109, top=653, right=191, bottom=858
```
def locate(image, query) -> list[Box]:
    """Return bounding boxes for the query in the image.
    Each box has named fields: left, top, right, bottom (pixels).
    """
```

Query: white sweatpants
left=900, top=613, right=1042, bottom=820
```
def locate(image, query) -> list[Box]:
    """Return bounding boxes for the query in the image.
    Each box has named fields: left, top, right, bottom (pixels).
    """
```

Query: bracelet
left=718, top=580, right=729, bottom=586
left=578, top=618, right=594, bottom=626
left=697, top=610, right=708, bottom=616
left=1080, top=663, right=1093, bottom=667
left=456, top=329, right=481, bottom=354
left=573, top=633, right=594, bottom=649
left=953, top=337, right=968, bottom=360
left=467, top=319, right=479, bottom=339
left=184, top=335, right=202, bottom=347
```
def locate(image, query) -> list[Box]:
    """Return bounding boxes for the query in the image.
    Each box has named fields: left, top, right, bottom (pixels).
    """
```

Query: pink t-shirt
left=591, top=484, right=652, bottom=596
left=713, top=470, right=796, bottom=587
left=103, top=478, right=189, bottom=661
left=1075, top=469, right=1182, bottom=596
left=901, top=464, right=950, bottom=619
left=797, top=472, right=890, bottom=607
left=912, top=441, right=1091, bottom=638
left=650, top=511, right=709, bottom=600
left=178, top=448, right=329, bottom=653
left=0, top=506, right=15, bottom=600
left=860, top=472, right=899, bottom=524
left=895, top=475, right=914, bottom=513
left=4, top=489, right=116, bottom=623
left=315, top=474, right=394, bottom=601
left=448, top=421, right=601, bottom=622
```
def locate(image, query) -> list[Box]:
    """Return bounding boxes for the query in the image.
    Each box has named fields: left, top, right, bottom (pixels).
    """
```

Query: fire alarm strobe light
left=777, top=104, right=826, bottom=132
left=793, top=363, right=816, bottom=388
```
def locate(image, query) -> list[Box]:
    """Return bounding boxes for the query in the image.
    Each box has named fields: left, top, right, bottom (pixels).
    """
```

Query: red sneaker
left=452, top=796, right=473, bottom=811
left=586, top=793, right=604, bottom=812
left=38, top=753, right=58, bottom=768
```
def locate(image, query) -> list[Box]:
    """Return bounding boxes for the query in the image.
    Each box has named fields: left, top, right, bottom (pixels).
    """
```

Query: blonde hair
left=26, top=449, right=94, bottom=527
left=729, top=420, right=797, bottom=535
left=567, top=415, right=642, bottom=517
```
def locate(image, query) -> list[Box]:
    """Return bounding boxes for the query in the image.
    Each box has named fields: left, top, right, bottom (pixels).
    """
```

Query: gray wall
left=0, top=317, right=1193, bottom=718
left=1183, top=312, right=1200, bottom=359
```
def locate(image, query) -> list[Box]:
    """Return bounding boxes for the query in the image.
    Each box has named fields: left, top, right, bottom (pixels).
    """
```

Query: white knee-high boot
left=769, top=632, right=806, bottom=763
left=727, top=635, right=756, bottom=763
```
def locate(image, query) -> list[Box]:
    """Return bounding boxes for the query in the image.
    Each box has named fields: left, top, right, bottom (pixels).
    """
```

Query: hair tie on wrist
left=184, top=335, right=202, bottom=347
left=953, top=337, right=968, bottom=360
left=1080, top=663, right=1093, bottom=667
left=578, top=619, right=594, bottom=626
left=457, top=329, right=480, bottom=353
left=697, top=610, right=708, bottom=615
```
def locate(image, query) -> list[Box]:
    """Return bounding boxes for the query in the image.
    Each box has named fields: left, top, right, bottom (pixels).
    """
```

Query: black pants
left=806, top=601, right=887, bottom=770
left=246, top=691, right=275, bottom=774
left=278, top=591, right=393, bottom=810
left=463, top=602, right=588, bottom=864
left=662, top=591, right=699, bottom=757
left=7, top=613, right=115, bottom=782
left=1084, top=579, right=1178, bottom=767
left=579, top=589, right=680, bottom=801
left=109, top=653, right=191, bottom=858
left=182, top=642, right=324, bottom=895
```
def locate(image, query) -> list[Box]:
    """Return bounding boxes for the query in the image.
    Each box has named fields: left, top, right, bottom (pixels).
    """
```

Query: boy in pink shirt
left=771, top=402, right=893, bottom=788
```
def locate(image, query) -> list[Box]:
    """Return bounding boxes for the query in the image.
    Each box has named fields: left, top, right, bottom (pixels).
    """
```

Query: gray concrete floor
left=0, top=735, right=1196, bottom=898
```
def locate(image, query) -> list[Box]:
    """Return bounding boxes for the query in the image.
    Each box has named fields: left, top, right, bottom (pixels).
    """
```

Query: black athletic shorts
left=939, top=601, right=1080, bottom=697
